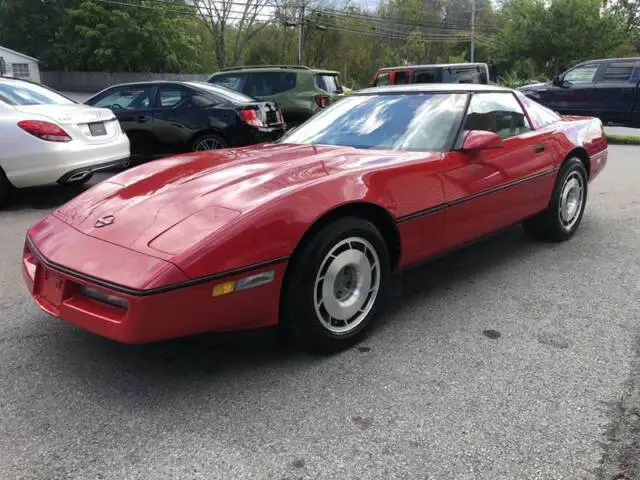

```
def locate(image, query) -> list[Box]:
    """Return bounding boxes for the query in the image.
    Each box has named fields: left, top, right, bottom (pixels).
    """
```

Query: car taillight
left=18, top=120, right=71, bottom=142
left=240, top=108, right=265, bottom=128
left=315, top=95, right=329, bottom=108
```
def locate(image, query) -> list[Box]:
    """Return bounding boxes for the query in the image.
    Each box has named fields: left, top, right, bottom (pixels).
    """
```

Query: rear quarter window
left=601, top=62, right=636, bottom=82
left=516, top=92, right=560, bottom=129
left=315, top=74, right=342, bottom=93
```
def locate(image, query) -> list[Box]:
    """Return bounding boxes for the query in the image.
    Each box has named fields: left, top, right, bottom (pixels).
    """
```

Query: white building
left=0, top=46, right=40, bottom=83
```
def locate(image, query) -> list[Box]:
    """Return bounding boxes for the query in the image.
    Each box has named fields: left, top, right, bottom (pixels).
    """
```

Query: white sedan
left=0, top=78, right=130, bottom=204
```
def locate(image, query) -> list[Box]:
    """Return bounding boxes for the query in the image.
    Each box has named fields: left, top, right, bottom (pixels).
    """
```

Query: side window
left=516, top=92, right=560, bottom=128
left=463, top=93, right=532, bottom=140
left=90, top=86, right=152, bottom=110
left=209, top=74, right=246, bottom=93
left=247, top=72, right=296, bottom=97
left=315, top=74, right=342, bottom=93
left=564, top=64, right=599, bottom=84
left=442, top=67, right=480, bottom=84
left=413, top=70, right=438, bottom=84
left=394, top=71, right=410, bottom=85
left=601, top=62, right=635, bottom=82
left=156, top=86, right=190, bottom=108
left=375, top=73, right=389, bottom=86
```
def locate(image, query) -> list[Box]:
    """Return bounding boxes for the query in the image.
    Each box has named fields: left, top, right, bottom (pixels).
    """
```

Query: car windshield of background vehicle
left=564, top=65, right=598, bottom=84
left=0, top=80, right=74, bottom=106
left=280, top=93, right=467, bottom=151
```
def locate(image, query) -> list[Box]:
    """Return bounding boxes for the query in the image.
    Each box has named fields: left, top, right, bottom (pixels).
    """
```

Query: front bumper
left=23, top=221, right=285, bottom=343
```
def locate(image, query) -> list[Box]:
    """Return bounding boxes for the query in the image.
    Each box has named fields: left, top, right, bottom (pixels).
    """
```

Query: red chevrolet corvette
left=22, top=84, right=607, bottom=351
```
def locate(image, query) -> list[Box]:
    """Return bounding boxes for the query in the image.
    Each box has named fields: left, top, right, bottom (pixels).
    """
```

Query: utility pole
left=297, top=2, right=305, bottom=65
left=470, top=0, right=475, bottom=62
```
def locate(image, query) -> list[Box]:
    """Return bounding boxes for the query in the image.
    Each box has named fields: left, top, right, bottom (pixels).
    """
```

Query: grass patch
left=607, top=134, right=640, bottom=145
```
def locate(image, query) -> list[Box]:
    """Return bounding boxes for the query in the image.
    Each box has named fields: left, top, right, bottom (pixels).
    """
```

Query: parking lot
left=1, top=145, right=639, bottom=479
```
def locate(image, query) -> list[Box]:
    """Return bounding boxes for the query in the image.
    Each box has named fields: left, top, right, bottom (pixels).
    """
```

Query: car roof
left=210, top=65, right=340, bottom=75
left=357, top=83, right=512, bottom=95
left=376, top=63, right=488, bottom=72
left=90, top=80, right=257, bottom=103
left=576, top=57, right=640, bottom=65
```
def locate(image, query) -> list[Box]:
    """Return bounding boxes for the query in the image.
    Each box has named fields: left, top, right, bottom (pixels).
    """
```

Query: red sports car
left=22, top=84, right=607, bottom=351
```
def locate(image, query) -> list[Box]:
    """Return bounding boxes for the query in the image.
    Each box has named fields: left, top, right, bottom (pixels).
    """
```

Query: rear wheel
left=280, top=217, right=390, bottom=352
left=523, top=157, right=588, bottom=242
left=192, top=133, right=228, bottom=152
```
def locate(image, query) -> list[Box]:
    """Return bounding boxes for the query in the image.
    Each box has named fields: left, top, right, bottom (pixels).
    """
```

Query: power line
left=95, top=0, right=275, bottom=21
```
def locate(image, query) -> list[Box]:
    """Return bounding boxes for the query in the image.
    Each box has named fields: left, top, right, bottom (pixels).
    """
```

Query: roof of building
left=0, top=46, right=39, bottom=63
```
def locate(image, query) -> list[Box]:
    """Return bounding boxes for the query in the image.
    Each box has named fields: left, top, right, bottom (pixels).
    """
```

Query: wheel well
left=291, top=202, right=402, bottom=270
left=190, top=129, right=229, bottom=148
left=566, top=147, right=590, bottom=178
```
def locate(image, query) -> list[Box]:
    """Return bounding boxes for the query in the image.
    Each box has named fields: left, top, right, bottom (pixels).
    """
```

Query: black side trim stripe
left=396, top=167, right=558, bottom=224
left=26, top=237, right=289, bottom=297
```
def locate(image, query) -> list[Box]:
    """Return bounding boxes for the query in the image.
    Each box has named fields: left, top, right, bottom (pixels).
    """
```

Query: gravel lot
left=1, top=146, right=639, bottom=480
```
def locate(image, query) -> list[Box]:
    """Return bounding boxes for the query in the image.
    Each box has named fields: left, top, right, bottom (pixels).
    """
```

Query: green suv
left=208, top=65, right=345, bottom=127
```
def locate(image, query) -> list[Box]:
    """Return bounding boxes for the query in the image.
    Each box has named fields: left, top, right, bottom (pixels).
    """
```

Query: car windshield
left=279, top=93, right=468, bottom=151
left=187, top=81, right=256, bottom=104
left=0, top=80, right=74, bottom=106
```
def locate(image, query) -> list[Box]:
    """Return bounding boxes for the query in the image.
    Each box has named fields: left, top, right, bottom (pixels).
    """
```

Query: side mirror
left=462, top=130, right=503, bottom=151
left=552, top=75, right=563, bottom=87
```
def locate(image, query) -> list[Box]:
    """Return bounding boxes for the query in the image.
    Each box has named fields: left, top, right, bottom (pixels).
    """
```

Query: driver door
left=545, top=63, right=602, bottom=115
left=441, top=92, right=556, bottom=248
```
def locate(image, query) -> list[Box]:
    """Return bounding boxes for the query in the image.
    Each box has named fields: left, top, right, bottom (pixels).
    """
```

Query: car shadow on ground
left=29, top=225, right=542, bottom=397
left=2, top=167, right=127, bottom=211
left=5, top=183, right=92, bottom=210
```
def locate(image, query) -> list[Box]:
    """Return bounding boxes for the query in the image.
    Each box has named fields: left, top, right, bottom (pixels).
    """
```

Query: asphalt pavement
left=1, top=147, right=640, bottom=479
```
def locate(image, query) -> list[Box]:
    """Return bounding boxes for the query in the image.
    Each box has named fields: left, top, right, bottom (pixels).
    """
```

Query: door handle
left=532, top=144, right=545, bottom=153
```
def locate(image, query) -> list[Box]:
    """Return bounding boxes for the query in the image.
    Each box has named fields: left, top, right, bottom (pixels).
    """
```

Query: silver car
left=0, top=78, right=130, bottom=204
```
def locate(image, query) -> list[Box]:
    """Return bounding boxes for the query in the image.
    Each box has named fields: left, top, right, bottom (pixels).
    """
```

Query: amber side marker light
left=212, top=271, right=275, bottom=297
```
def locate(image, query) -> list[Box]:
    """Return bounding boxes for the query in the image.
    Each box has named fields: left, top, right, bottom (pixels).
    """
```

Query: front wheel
left=523, top=157, right=588, bottom=242
left=280, top=217, right=391, bottom=352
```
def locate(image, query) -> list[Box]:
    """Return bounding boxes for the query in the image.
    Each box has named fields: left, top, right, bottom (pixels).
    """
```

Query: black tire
left=280, top=217, right=391, bottom=353
left=191, top=133, right=228, bottom=152
left=523, top=157, right=588, bottom=242
left=0, top=168, right=12, bottom=206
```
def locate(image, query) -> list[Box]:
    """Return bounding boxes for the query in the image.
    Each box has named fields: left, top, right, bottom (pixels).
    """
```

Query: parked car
left=208, top=65, right=344, bottom=127
left=0, top=77, right=129, bottom=205
left=518, top=57, right=640, bottom=127
left=23, top=84, right=607, bottom=352
left=371, top=63, right=490, bottom=87
left=85, top=81, right=285, bottom=161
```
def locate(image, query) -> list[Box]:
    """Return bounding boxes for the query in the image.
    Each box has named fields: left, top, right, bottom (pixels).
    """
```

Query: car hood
left=53, top=143, right=426, bottom=258
left=14, top=103, right=116, bottom=125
